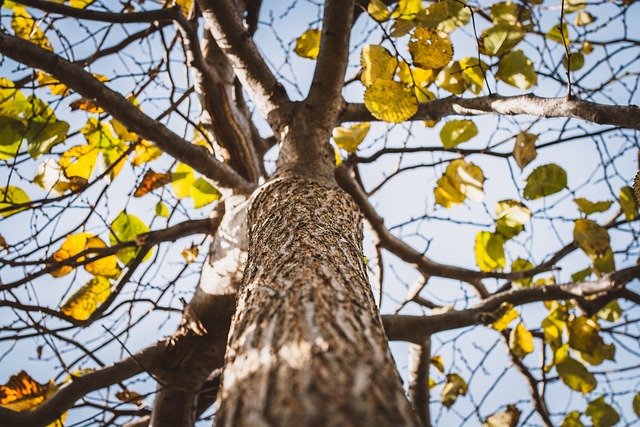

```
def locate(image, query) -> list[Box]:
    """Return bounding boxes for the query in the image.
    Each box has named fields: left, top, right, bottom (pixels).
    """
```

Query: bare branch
left=0, top=33, right=255, bottom=195
left=408, top=339, right=431, bottom=427
left=341, top=95, right=640, bottom=131
left=198, top=0, right=290, bottom=126
left=305, top=0, right=354, bottom=129
left=14, top=0, right=178, bottom=23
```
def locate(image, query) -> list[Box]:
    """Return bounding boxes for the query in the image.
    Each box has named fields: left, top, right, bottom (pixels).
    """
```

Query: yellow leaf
left=436, top=61, right=465, bottom=94
left=392, top=0, right=424, bottom=19
left=332, top=123, right=370, bottom=153
left=496, top=50, right=537, bottom=90
left=573, top=219, right=610, bottom=259
left=364, top=79, right=418, bottom=123
left=496, top=200, right=530, bottom=240
left=110, top=119, right=138, bottom=143
left=61, top=276, right=111, bottom=320
left=37, top=73, right=70, bottom=96
left=459, top=57, right=487, bottom=95
left=430, top=355, right=445, bottom=373
left=555, top=344, right=597, bottom=394
left=483, top=405, right=521, bottom=427
left=440, top=119, right=477, bottom=148
left=0, top=186, right=30, bottom=218
left=70, top=97, right=103, bottom=113
left=172, top=163, right=195, bottom=199
left=367, top=0, right=390, bottom=21
left=175, top=0, right=194, bottom=17
left=58, top=145, right=99, bottom=181
left=408, top=28, right=453, bottom=70
left=509, top=322, right=534, bottom=358
left=0, top=371, right=58, bottom=414
left=360, top=45, right=398, bottom=87
left=480, top=23, right=525, bottom=56
left=155, top=201, right=170, bottom=217
left=620, top=186, right=638, bottom=221
left=475, top=231, right=505, bottom=272
left=492, top=306, right=518, bottom=331
left=512, top=132, right=537, bottom=169
left=132, top=140, right=162, bottom=165
left=441, top=373, right=467, bottom=408
left=398, top=61, right=436, bottom=89
left=84, top=236, right=122, bottom=279
left=50, top=232, right=92, bottom=277
left=434, top=159, right=485, bottom=208
left=511, top=258, right=534, bottom=287
left=191, top=177, right=221, bottom=208
left=12, top=6, right=52, bottom=51
left=294, top=29, right=321, bottom=60
left=181, top=245, right=199, bottom=263
left=69, top=0, right=94, bottom=8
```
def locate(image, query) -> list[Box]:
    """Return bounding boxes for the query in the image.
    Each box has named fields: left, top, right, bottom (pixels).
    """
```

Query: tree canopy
left=0, top=0, right=639, bottom=426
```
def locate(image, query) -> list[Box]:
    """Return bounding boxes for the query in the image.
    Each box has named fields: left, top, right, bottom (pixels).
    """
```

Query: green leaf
left=511, top=258, right=534, bottom=287
left=567, top=316, right=602, bottom=355
left=593, top=247, right=615, bottom=275
left=480, top=24, right=525, bottom=56
left=490, top=2, right=532, bottom=27
left=0, top=186, right=30, bottom=217
left=496, top=50, right=536, bottom=90
left=561, top=411, right=586, bottom=427
left=509, top=322, right=534, bottom=358
left=483, top=404, right=521, bottom=427
left=109, top=211, right=151, bottom=265
left=60, top=276, right=111, bottom=321
left=573, top=219, right=610, bottom=259
left=563, top=52, right=585, bottom=71
left=574, top=198, right=613, bottom=216
left=191, top=177, right=221, bottom=209
left=542, top=307, right=566, bottom=351
left=492, top=306, right=518, bottom=331
left=555, top=345, right=597, bottom=394
left=155, top=202, right=169, bottom=217
left=496, top=200, right=531, bottom=240
left=632, top=393, right=640, bottom=418
left=441, top=373, right=467, bottom=408
left=364, top=79, right=418, bottom=123
left=367, top=0, right=390, bottom=21
left=25, top=119, right=69, bottom=159
left=620, top=186, right=638, bottom=221
left=437, top=0, right=471, bottom=33
left=523, top=163, right=567, bottom=200
left=294, top=29, right=321, bottom=60
left=475, top=231, right=505, bottom=272
left=0, top=117, right=24, bottom=159
left=586, top=396, right=620, bottom=427
left=332, top=123, right=370, bottom=153
left=172, top=163, right=195, bottom=199
left=416, top=1, right=449, bottom=28
left=440, top=120, right=478, bottom=148
left=434, top=159, right=485, bottom=207
left=571, top=267, right=592, bottom=283
left=547, top=23, right=569, bottom=44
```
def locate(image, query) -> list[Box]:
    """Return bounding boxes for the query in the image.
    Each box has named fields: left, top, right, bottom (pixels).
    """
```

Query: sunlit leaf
left=416, top=1, right=449, bottom=28
left=390, top=18, right=415, bottom=37
left=563, top=0, right=586, bottom=13
left=483, top=404, right=521, bottom=427
left=563, top=52, right=585, bottom=72
left=586, top=396, right=620, bottom=427
left=398, top=61, right=436, bottom=88
left=480, top=24, right=525, bottom=56
left=294, top=29, right=321, bottom=60
left=542, top=305, right=566, bottom=350
left=132, top=140, right=162, bottom=165
left=436, top=62, right=465, bottom=94
left=58, top=145, right=99, bottom=181
left=581, top=41, right=594, bottom=55
left=437, top=0, right=471, bottom=33
left=496, top=50, right=536, bottom=90
left=191, top=177, right=221, bottom=209
left=115, top=390, right=144, bottom=405
left=364, top=79, right=418, bottom=123
left=408, top=28, right=453, bottom=70
left=134, top=170, right=173, bottom=198
left=593, top=247, right=615, bottom=275
left=573, top=198, right=613, bottom=216
left=109, top=211, right=151, bottom=265
left=597, top=300, right=622, bottom=323
left=61, top=276, right=111, bottom=320
left=512, top=132, right=537, bottom=169
left=37, top=72, right=70, bottom=96
left=155, top=201, right=169, bottom=217
left=50, top=232, right=91, bottom=277
left=0, top=116, right=25, bottom=159
left=511, top=258, right=534, bottom=287
left=431, top=356, right=445, bottom=373
left=172, top=162, right=195, bottom=199
left=435, top=159, right=485, bottom=207
left=69, top=0, right=94, bottom=8
left=361, top=45, right=398, bottom=87
left=441, top=373, right=467, bottom=408
left=561, top=411, right=586, bottom=427
left=475, top=231, right=505, bottom=272
left=181, top=244, right=199, bottom=263
left=547, top=23, right=569, bottom=44
left=459, top=57, right=487, bottom=95
left=174, top=0, right=194, bottom=17
left=555, top=344, right=597, bottom=394
left=523, top=163, right=567, bottom=200
left=0, top=371, right=58, bottom=415
left=619, top=186, right=638, bottom=221
left=332, top=123, right=370, bottom=153
left=567, top=316, right=602, bottom=355
left=440, top=120, right=477, bottom=148
left=367, top=0, right=390, bottom=22
left=571, top=267, right=592, bottom=283
left=0, top=186, right=30, bottom=218
left=492, top=306, right=518, bottom=332
left=573, top=219, right=610, bottom=259
left=392, top=0, right=424, bottom=19
left=84, top=236, right=121, bottom=279
left=490, top=2, right=532, bottom=28
left=633, top=393, right=640, bottom=418
left=12, top=6, right=52, bottom=51
left=110, top=119, right=138, bottom=143
left=577, top=342, right=615, bottom=366
left=496, top=200, right=530, bottom=240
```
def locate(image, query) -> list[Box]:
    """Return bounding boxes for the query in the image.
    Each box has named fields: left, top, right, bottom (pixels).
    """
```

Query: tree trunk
left=214, top=176, right=419, bottom=426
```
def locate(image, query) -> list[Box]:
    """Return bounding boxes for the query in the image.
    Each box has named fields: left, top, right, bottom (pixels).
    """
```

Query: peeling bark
left=215, top=177, right=418, bottom=426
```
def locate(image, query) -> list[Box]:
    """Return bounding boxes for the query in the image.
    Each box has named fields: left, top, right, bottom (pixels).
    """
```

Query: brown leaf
left=134, top=169, right=173, bottom=197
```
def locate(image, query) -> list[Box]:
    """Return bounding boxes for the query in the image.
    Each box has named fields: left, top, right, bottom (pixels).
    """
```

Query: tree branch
left=198, top=0, right=290, bottom=127
left=14, top=0, right=178, bottom=23
left=407, top=339, right=431, bottom=427
left=341, top=95, right=640, bottom=131
left=382, top=265, right=640, bottom=343
left=305, top=0, right=353, bottom=129
left=0, top=33, right=255, bottom=195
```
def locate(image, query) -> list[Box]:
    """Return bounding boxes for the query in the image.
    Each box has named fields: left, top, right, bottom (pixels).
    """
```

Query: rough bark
left=215, top=177, right=419, bottom=427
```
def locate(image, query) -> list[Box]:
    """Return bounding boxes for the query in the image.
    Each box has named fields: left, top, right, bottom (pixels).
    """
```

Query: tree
left=0, top=0, right=639, bottom=425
